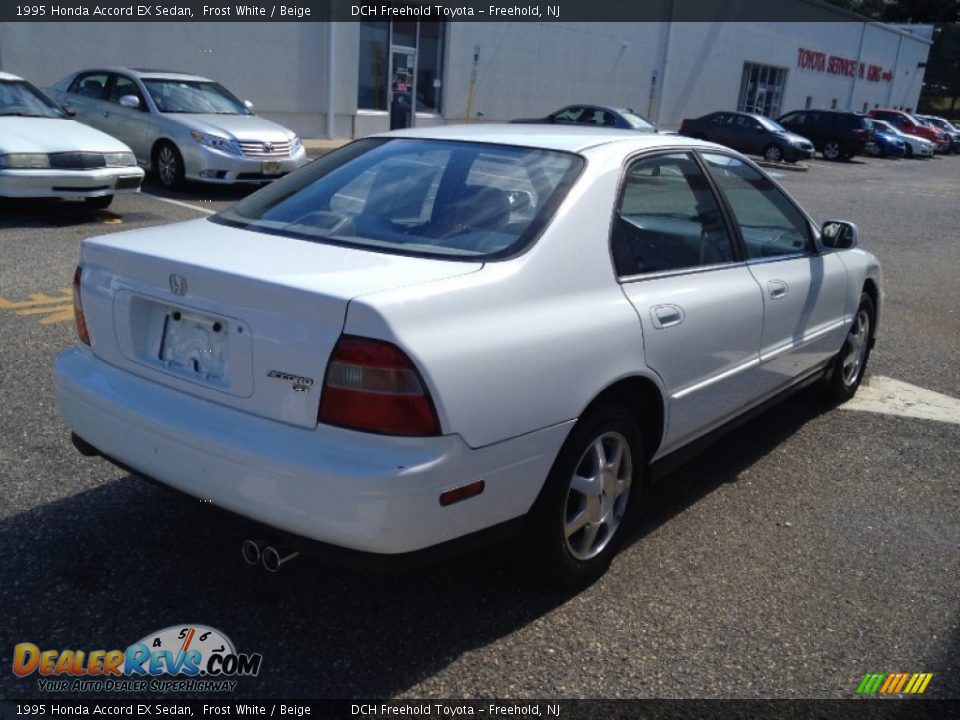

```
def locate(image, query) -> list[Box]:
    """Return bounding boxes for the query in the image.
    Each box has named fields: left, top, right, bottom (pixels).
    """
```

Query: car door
left=699, top=152, right=849, bottom=389
left=63, top=71, right=111, bottom=130
left=100, top=73, right=150, bottom=160
left=612, top=151, right=764, bottom=453
left=728, top=114, right=760, bottom=153
left=705, top=112, right=734, bottom=145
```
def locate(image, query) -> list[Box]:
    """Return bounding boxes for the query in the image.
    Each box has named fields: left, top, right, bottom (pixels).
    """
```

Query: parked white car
left=868, top=118, right=934, bottom=158
left=0, top=71, right=143, bottom=208
left=47, top=68, right=308, bottom=189
left=55, top=125, right=881, bottom=584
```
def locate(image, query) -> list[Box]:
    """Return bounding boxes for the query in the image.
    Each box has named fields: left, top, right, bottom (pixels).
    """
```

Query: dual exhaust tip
left=242, top=539, right=298, bottom=573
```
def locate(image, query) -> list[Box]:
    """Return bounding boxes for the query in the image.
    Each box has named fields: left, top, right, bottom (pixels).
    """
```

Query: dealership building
left=0, top=1, right=933, bottom=139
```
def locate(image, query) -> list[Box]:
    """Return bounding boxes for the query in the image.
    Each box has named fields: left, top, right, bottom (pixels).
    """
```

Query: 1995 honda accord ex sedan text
left=54, top=125, right=882, bottom=585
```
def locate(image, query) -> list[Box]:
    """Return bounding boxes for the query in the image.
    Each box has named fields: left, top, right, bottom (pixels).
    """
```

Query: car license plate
left=159, top=308, right=229, bottom=381
left=262, top=161, right=282, bottom=175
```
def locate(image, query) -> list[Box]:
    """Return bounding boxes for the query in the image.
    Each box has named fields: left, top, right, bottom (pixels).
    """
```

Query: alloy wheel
left=158, top=147, right=179, bottom=187
left=764, top=145, right=783, bottom=162
left=563, top=431, right=632, bottom=561
left=842, top=308, right=870, bottom=386
left=823, top=141, right=841, bottom=160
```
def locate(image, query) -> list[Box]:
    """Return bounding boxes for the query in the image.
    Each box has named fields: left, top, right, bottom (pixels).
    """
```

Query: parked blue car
left=868, top=127, right=907, bottom=158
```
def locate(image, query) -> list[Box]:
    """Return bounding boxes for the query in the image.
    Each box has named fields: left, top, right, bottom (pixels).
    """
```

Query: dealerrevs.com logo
left=13, top=624, right=263, bottom=693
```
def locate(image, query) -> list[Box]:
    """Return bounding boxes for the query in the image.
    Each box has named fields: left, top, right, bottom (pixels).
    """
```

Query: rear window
left=213, top=138, right=583, bottom=260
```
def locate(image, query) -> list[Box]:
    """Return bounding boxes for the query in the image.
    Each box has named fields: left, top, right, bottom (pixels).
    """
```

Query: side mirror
left=243, top=99, right=254, bottom=111
left=118, top=95, right=140, bottom=109
left=62, top=104, right=77, bottom=117
left=821, top=220, right=859, bottom=250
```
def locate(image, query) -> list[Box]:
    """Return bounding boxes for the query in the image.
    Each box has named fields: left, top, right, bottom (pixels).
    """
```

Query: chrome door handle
left=768, top=280, right=789, bottom=299
left=651, top=304, right=685, bottom=329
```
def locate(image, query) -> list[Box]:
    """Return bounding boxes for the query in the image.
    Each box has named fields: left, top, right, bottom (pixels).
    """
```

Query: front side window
left=142, top=79, right=251, bottom=115
left=552, top=107, right=585, bottom=124
left=108, top=75, right=144, bottom=107
left=611, top=153, right=735, bottom=276
left=700, top=153, right=811, bottom=259
left=214, top=138, right=582, bottom=260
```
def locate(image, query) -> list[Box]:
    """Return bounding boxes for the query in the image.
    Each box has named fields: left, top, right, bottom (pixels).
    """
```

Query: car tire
left=763, top=144, right=783, bottom=162
left=826, top=292, right=875, bottom=402
left=154, top=142, right=185, bottom=190
left=822, top=140, right=842, bottom=161
left=904, top=144, right=913, bottom=158
left=526, top=404, right=644, bottom=587
left=84, top=195, right=113, bottom=210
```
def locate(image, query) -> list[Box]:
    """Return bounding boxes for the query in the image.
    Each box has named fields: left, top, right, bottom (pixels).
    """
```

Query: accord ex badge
left=169, top=274, right=188, bottom=296
left=267, top=370, right=314, bottom=393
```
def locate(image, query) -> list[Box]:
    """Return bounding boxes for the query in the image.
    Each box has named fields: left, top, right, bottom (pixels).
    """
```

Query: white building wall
left=0, top=21, right=349, bottom=138
left=0, top=15, right=931, bottom=139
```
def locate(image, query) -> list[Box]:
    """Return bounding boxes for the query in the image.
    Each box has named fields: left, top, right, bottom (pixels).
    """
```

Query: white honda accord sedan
left=54, top=125, right=881, bottom=585
left=0, top=72, right=143, bottom=208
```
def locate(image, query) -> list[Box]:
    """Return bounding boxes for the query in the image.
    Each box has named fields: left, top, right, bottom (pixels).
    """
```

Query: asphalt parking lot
left=1, top=152, right=958, bottom=700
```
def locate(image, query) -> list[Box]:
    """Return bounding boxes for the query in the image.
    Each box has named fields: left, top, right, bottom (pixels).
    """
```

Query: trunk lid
left=79, top=218, right=482, bottom=429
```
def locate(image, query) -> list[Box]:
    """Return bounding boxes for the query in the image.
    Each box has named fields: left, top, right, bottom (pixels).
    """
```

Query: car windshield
left=621, top=112, right=657, bottom=131
left=872, top=120, right=897, bottom=134
left=142, top=79, right=251, bottom=114
left=755, top=115, right=788, bottom=132
left=213, top=138, right=583, bottom=260
left=0, top=79, right=66, bottom=118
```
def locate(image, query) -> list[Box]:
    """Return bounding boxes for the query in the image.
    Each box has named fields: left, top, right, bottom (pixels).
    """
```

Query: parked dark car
left=678, top=111, right=814, bottom=162
left=777, top=109, right=873, bottom=161
left=511, top=105, right=657, bottom=132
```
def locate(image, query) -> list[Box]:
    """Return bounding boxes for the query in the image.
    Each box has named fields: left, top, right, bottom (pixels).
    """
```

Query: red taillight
left=318, top=335, right=440, bottom=436
left=72, top=266, right=90, bottom=346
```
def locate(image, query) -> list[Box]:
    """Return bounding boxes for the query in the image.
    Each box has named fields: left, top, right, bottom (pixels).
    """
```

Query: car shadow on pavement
left=0, top=387, right=838, bottom=700
left=0, top=197, right=165, bottom=229
left=629, top=386, right=836, bottom=547
left=141, top=177, right=259, bottom=204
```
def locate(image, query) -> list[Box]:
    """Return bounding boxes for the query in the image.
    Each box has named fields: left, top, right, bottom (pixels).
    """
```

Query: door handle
left=768, top=280, right=789, bottom=299
left=651, top=304, right=685, bottom=329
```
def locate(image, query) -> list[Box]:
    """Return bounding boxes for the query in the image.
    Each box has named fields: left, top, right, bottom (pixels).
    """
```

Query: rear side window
left=611, top=152, right=735, bottom=276
left=215, top=138, right=583, bottom=260
left=69, top=72, right=108, bottom=99
left=701, top=153, right=812, bottom=259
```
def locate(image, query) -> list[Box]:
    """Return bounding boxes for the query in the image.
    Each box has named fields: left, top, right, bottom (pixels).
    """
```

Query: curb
left=754, top=159, right=810, bottom=172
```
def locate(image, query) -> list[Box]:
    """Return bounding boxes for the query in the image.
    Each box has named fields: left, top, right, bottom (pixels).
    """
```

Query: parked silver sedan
left=48, top=68, right=308, bottom=189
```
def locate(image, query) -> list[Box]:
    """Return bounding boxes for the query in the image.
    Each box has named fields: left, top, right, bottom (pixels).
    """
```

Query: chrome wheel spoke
left=565, top=509, right=589, bottom=538
left=579, top=522, right=601, bottom=553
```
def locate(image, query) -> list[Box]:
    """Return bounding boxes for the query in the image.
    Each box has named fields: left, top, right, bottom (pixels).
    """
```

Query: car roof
left=374, top=123, right=725, bottom=154
left=0, top=71, right=23, bottom=81
left=72, top=67, right=212, bottom=82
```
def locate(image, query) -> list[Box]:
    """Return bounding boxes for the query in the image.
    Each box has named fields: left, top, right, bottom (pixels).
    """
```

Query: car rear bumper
left=0, top=167, right=144, bottom=198
left=182, top=143, right=308, bottom=184
left=54, top=346, right=570, bottom=555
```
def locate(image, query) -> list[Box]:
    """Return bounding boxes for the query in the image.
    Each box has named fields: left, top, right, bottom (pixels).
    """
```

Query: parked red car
left=868, top=109, right=951, bottom=153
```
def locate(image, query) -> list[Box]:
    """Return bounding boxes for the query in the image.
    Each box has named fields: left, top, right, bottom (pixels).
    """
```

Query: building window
left=862, top=102, right=868, bottom=113
left=358, top=22, right=389, bottom=111
left=357, top=21, right=445, bottom=114
left=831, top=98, right=838, bottom=109
left=804, top=96, right=812, bottom=109
left=737, top=62, right=787, bottom=118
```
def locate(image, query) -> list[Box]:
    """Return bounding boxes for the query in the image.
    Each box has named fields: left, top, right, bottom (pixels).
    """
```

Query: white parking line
left=145, top=193, right=216, bottom=215
left=841, top=376, right=960, bottom=425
